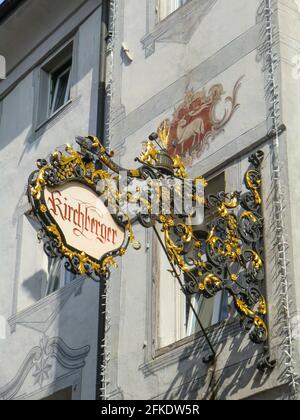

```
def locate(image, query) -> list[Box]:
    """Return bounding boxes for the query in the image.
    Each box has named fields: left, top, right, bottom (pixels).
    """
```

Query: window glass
left=45, top=257, right=76, bottom=297
left=49, top=60, right=72, bottom=116
left=18, top=212, right=77, bottom=312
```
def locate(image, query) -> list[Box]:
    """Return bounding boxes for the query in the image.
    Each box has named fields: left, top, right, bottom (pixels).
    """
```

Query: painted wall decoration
left=159, top=77, right=243, bottom=166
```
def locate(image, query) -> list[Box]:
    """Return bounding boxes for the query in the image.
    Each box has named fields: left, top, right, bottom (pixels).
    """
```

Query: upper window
left=49, top=60, right=72, bottom=116
left=157, top=0, right=189, bottom=21
left=142, top=0, right=213, bottom=57
left=36, top=42, right=73, bottom=127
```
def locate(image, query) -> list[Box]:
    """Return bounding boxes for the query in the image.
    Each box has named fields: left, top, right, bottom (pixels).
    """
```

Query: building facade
left=1, top=0, right=300, bottom=401
left=103, top=0, right=300, bottom=400
left=0, top=0, right=103, bottom=400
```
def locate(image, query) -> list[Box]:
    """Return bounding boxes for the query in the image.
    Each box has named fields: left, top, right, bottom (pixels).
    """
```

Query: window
left=45, top=257, right=76, bottom=297
left=36, top=42, right=73, bottom=127
left=156, top=172, right=230, bottom=349
left=157, top=0, right=189, bottom=21
left=142, top=0, right=209, bottom=57
left=49, top=60, right=72, bottom=116
left=156, top=234, right=229, bottom=349
left=186, top=291, right=228, bottom=335
left=25, top=211, right=76, bottom=298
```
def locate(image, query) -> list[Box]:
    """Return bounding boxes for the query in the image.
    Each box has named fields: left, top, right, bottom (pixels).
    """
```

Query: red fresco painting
left=159, top=78, right=243, bottom=166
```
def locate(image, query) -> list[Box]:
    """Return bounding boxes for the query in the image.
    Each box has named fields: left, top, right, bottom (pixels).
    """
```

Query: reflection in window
left=157, top=247, right=230, bottom=349
left=49, top=60, right=72, bottom=116
left=186, top=282, right=229, bottom=336
left=158, top=0, right=189, bottom=21
left=185, top=172, right=229, bottom=337
left=46, top=258, right=76, bottom=296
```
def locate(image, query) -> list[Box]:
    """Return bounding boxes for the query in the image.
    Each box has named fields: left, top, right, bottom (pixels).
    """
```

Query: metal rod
left=95, top=0, right=111, bottom=402
left=153, top=226, right=216, bottom=361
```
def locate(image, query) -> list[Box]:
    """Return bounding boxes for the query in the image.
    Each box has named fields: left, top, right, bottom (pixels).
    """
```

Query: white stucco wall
left=105, top=0, right=298, bottom=400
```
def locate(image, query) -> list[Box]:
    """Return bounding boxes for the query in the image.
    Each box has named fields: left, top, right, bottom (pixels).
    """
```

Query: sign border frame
left=27, top=146, right=130, bottom=281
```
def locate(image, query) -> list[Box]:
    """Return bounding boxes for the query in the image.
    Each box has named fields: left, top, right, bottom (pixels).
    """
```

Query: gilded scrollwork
left=28, top=130, right=268, bottom=346
left=28, top=142, right=136, bottom=281
left=155, top=150, right=268, bottom=344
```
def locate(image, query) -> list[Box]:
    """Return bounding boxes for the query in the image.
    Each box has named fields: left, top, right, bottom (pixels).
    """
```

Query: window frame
left=186, top=293, right=223, bottom=337
left=35, top=39, right=75, bottom=130
left=153, top=170, right=233, bottom=353
left=23, top=211, right=77, bottom=302
left=48, top=61, right=72, bottom=117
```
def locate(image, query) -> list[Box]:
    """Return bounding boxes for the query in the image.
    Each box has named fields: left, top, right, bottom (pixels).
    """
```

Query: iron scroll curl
left=27, top=128, right=268, bottom=346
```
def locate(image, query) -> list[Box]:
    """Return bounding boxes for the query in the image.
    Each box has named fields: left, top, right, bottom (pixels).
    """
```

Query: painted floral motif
left=32, top=337, right=53, bottom=388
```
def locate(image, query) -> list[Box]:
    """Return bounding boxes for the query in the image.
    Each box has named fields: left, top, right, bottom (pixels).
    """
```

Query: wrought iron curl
left=28, top=130, right=268, bottom=347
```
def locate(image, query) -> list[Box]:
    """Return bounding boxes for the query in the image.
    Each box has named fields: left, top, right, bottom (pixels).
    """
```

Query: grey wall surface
left=0, top=0, right=102, bottom=400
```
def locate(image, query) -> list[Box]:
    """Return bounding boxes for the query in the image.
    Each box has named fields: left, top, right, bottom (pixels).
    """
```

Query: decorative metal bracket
left=27, top=125, right=269, bottom=347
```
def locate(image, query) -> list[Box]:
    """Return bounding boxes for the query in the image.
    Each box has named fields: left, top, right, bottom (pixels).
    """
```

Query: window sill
left=157, top=318, right=239, bottom=356
left=35, top=99, right=73, bottom=134
left=140, top=319, right=241, bottom=376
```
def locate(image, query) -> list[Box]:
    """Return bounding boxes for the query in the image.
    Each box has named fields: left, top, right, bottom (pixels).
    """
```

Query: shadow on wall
left=22, top=269, right=46, bottom=304
left=160, top=322, right=272, bottom=401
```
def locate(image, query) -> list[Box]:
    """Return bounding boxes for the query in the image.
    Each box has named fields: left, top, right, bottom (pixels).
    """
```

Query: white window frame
left=48, top=62, right=72, bottom=117
left=157, top=253, right=229, bottom=349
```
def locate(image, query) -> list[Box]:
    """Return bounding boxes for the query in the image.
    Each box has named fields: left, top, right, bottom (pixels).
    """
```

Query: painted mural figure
left=160, top=78, right=243, bottom=166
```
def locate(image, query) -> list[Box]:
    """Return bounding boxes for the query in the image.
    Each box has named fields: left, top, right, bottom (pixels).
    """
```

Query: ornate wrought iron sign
left=27, top=144, right=130, bottom=281
left=27, top=126, right=268, bottom=347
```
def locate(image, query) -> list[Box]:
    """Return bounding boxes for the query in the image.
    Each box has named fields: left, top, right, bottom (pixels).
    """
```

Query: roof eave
left=0, top=0, right=27, bottom=25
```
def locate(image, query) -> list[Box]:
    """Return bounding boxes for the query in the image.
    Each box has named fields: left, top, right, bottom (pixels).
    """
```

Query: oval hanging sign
left=27, top=144, right=128, bottom=281
left=44, top=183, right=125, bottom=261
